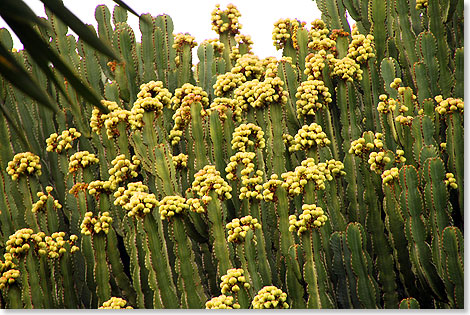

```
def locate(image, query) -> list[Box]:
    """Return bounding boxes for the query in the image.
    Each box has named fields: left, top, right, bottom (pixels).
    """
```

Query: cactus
left=0, top=0, right=464, bottom=309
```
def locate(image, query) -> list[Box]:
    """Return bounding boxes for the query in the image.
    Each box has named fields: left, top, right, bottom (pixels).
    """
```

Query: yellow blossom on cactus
left=6, top=152, right=42, bottom=180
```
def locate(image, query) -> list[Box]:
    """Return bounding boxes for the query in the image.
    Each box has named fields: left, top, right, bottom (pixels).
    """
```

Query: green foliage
left=0, top=0, right=464, bottom=309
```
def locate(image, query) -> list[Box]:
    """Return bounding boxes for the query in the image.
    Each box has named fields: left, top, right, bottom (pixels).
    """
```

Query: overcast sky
left=1, top=0, right=323, bottom=59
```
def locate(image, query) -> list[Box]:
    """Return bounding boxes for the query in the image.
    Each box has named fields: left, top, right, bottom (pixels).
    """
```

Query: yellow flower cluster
left=272, top=18, right=303, bottom=50
left=32, top=186, right=62, bottom=213
left=368, top=151, right=392, bottom=173
left=435, top=95, right=464, bottom=115
left=381, top=167, right=399, bottom=185
left=231, top=54, right=264, bottom=81
left=99, top=297, right=133, bottom=309
left=173, top=32, right=197, bottom=50
left=229, top=34, right=254, bottom=60
left=304, top=51, right=331, bottom=79
left=445, top=173, right=458, bottom=189
left=87, top=180, right=114, bottom=196
left=226, top=216, right=261, bottom=244
left=46, top=128, right=81, bottom=153
left=130, top=81, right=172, bottom=128
left=220, top=268, right=250, bottom=294
left=172, top=153, right=188, bottom=169
left=211, top=3, right=242, bottom=35
left=186, top=197, right=205, bottom=214
left=6, top=229, right=79, bottom=258
left=240, top=170, right=264, bottom=200
left=377, top=94, right=398, bottom=114
left=349, top=132, right=384, bottom=156
left=200, top=38, right=225, bottom=55
left=192, top=165, right=232, bottom=204
left=289, top=204, right=328, bottom=235
left=90, top=100, right=120, bottom=133
left=416, top=0, right=428, bottom=9
left=308, top=20, right=336, bottom=51
left=158, top=195, right=189, bottom=220
left=6, top=152, right=42, bottom=180
left=395, top=115, right=414, bottom=125
left=234, top=80, right=260, bottom=110
left=209, top=97, right=243, bottom=122
left=0, top=268, right=20, bottom=290
left=171, top=83, right=209, bottom=111
left=205, top=294, right=240, bottom=309
left=252, top=76, right=288, bottom=108
left=231, top=123, right=265, bottom=152
left=262, top=174, right=283, bottom=202
left=288, top=123, right=331, bottom=152
left=295, top=79, right=332, bottom=118
left=347, top=34, right=375, bottom=64
left=225, top=151, right=256, bottom=180
left=330, top=56, right=363, bottom=82
left=108, top=154, right=140, bottom=187
left=262, top=56, right=293, bottom=78
left=80, top=211, right=113, bottom=235
left=68, top=151, right=99, bottom=173
left=114, top=182, right=159, bottom=218
left=281, top=158, right=345, bottom=195
left=252, top=286, right=289, bottom=309
left=213, top=72, right=246, bottom=97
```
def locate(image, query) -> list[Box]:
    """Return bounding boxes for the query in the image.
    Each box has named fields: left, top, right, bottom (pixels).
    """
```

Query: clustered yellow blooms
left=229, top=34, right=254, bottom=60
left=220, top=268, right=250, bottom=294
left=239, top=169, right=264, bottom=200
left=330, top=56, right=363, bottom=82
left=32, top=186, right=62, bottom=213
left=158, top=195, right=189, bottom=220
left=381, top=167, right=399, bottom=185
left=87, top=180, right=114, bottom=196
left=6, top=229, right=79, bottom=259
left=169, top=84, right=209, bottom=145
left=130, top=81, right=172, bottom=128
left=272, top=18, right=303, bottom=50
left=434, top=95, right=464, bottom=115
left=172, top=153, right=188, bottom=169
left=377, top=94, right=398, bottom=114
left=262, top=174, right=283, bottom=202
left=347, top=33, right=375, bottom=64
left=304, top=50, right=330, bottom=79
left=107, top=154, right=140, bottom=188
left=262, top=56, right=293, bottom=78
left=205, top=294, right=240, bottom=309
left=80, top=211, right=113, bottom=235
left=225, top=151, right=256, bottom=180
left=349, top=132, right=384, bottom=156
left=281, top=158, right=346, bottom=195
left=99, top=297, right=133, bottom=309
left=90, top=100, right=132, bottom=139
left=252, top=76, right=288, bottom=108
left=295, top=79, right=332, bottom=118
left=0, top=253, right=20, bottom=289
left=231, top=123, right=265, bottom=152
left=186, top=197, right=205, bottom=214
left=114, top=182, right=159, bottom=218
left=68, top=151, right=99, bottom=173
left=289, top=204, right=328, bottom=235
left=191, top=165, right=232, bottom=204
left=173, top=33, right=197, bottom=50
left=287, top=123, right=331, bottom=152
left=416, top=0, right=428, bottom=10
left=226, top=216, right=261, bottom=244
left=211, top=3, right=242, bottom=35
left=46, top=128, right=81, bottom=153
left=234, top=80, right=260, bottom=111
left=445, top=173, right=458, bottom=189
left=251, top=286, right=289, bottom=309
left=209, top=97, right=243, bottom=122
left=213, top=72, right=246, bottom=97
left=308, top=19, right=336, bottom=51
left=200, top=38, right=225, bottom=55
left=6, top=152, right=42, bottom=180
left=368, top=151, right=392, bottom=173
left=231, top=54, right=264, bottom=81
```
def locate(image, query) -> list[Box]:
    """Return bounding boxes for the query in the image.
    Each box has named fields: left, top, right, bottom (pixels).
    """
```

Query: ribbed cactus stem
left=24, top=250, right=44, bottom=308
left=92, top=233, right=111, bottom=305
left=6, top=284, right=22, bottom=308
left=190, top=102, right=209, bottom=170
left=301, top=232, right=321, bottom=308
left=60, top=251, right=79, bottom=308
left=206, top=191, right=232, bottom=277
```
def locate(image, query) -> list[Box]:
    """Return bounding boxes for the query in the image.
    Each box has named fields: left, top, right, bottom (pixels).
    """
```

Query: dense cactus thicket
left=0, top=0, right=464, bottom=309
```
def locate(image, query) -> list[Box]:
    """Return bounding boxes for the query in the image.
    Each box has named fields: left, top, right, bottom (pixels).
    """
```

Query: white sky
left=1, top=0, right=323, bottom=59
